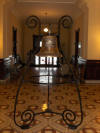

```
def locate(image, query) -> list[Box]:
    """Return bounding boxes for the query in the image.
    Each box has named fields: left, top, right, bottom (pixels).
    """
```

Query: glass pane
left=47, top=57, right=52, bottom=65
left=35, top=56, right=39, bottom=65
left=53, top=57, right=57, bottom=65
left=40, top=57, right=45, bottom=65
left=40, top=41, right=42, bottom=47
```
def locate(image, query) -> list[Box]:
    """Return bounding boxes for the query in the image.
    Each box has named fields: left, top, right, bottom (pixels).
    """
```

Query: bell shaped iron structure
left=36, top=35, right=62, bottom=57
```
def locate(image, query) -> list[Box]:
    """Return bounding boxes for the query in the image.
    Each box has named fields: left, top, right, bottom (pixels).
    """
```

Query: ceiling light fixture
left=44, top=27, right=48, bottom=32
left=43, top=12, right=49, bottom=33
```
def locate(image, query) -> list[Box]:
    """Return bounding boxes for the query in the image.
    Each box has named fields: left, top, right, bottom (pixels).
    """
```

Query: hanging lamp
left=43, top=12, right=49, bottom=33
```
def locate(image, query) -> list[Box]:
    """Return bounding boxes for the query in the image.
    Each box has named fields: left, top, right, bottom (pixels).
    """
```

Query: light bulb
left=44, top=27, right=48, bottom=32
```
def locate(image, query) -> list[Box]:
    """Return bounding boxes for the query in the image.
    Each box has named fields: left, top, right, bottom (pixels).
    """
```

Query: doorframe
left=75, top=28, right=80, bottom=66
left=12, top=27, right=17, bottom=62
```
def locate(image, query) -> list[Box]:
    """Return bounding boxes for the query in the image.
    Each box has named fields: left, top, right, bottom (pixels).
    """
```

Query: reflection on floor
left=25, top=67, right=72, bottom=84
left=0, top=67, right=100, bottom=133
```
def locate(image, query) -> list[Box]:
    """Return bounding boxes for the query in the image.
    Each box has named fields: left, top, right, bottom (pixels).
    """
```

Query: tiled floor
left=0, top=67, right=100, bottom=133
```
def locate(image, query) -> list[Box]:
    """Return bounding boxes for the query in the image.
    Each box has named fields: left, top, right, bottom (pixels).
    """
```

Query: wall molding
left=17, top=0, right=76, bottom=4
left=85, top=80, right=100, bottom=84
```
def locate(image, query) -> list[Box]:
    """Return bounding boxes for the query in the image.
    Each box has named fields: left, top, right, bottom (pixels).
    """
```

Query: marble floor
left=0, top=67, right=100, bottom=133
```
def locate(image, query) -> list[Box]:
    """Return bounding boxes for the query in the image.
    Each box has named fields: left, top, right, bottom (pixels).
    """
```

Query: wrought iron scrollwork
left=58, top=15, right=73, bottom=36
left=14, top=51, right=35, bottom=129
left=58, top=15, right=73, bottom=28
left=25, top=15, right=41, bottom=34
left=20, top=110, right=35, bottom=129
left=14, top=16, right=83, bottom=130
left=61, top=15, right=73, bottom=28
left=13, top=49, right=83, bottom=130
left=62, top=110, right=78, bottom=129
left=62, top=81, right=83, bottom=129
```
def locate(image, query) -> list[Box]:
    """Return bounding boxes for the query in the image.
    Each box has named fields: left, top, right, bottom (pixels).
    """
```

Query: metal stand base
left=14, top=53, right=83, bottom=130
left=14, top=68, right=83, bottom=130
left=20, top=108, right=78, bottom=130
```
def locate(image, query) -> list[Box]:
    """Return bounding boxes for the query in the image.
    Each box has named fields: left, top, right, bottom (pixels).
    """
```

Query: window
left=40, top=41, right=42, bottom=47
left=35, top=56, right=58, bottom=66
left=53, top=57, right=57, bottom=65
left=35, top=56, right=39, bottom=65
left=47, top=57, right=52, bottom=65
left=40, top=57, right=45, bottom=65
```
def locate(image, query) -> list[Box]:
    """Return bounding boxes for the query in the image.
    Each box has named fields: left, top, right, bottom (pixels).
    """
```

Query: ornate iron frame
left=14, top=51, right=83, bottom=130
left=25, top=15, right=41, bottom=34
left=14, top=15, right=83, bottom=130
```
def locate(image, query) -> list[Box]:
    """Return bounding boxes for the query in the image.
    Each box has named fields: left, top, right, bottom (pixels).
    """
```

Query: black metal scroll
left=25, top=15, right=41, bottom=34
left=14, top=51, right=83, bottom=130
left=14, top=15, right=83, bottom=130
left=58, top=15, right=73, bottom=37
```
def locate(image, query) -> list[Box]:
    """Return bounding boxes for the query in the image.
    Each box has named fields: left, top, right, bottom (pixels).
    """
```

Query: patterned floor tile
left=0, top=67, right=100, bottom=133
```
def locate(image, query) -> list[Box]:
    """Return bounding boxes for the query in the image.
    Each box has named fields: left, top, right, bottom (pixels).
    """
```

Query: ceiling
left=8, top=0, right=83, bottom=23
left=18, top=0, right=77, bottom=4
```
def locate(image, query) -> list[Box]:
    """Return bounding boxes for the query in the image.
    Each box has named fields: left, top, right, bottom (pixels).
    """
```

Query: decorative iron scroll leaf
left=20, top=110, right=35, bottom=129
left=61, top=16, right=73, bottom=28
left=14, top=15, right=83, bottom=130
left=58, top=15, right=73, bottom=35
left=26, top=15, right=41, bottom=29
left=21, top=110, right=35, bottom=123
left=62, top=110, right=77, bottom=129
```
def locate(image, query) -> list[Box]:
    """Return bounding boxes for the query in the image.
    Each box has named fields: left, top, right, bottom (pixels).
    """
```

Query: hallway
left=0, top=67, right=100, bottom=133
left=0, top=0, right=100, bottom=132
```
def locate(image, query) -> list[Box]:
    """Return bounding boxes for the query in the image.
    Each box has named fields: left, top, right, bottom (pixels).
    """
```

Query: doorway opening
left=75, top=29, right=80, bottom=66
left=12, top=27, right=17, bottom=63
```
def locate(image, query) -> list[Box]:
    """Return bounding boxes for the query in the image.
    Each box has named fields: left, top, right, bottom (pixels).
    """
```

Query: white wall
left=0, top=3, right=23, bottom=59
left=70, top=15, right=83, bottom=58
left=4, top=6, right=23, bottom=58
left=87, top=1, right=100, bottom=60
left=70, top=9, right=88, bottom=60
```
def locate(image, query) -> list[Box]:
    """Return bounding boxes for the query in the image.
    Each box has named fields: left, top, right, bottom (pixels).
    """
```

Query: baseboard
left=85, top=80, right=100, bottom=83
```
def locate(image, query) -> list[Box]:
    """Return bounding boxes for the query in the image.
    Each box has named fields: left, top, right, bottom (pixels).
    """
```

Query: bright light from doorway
left=40, top=41, right=42, bottom=47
